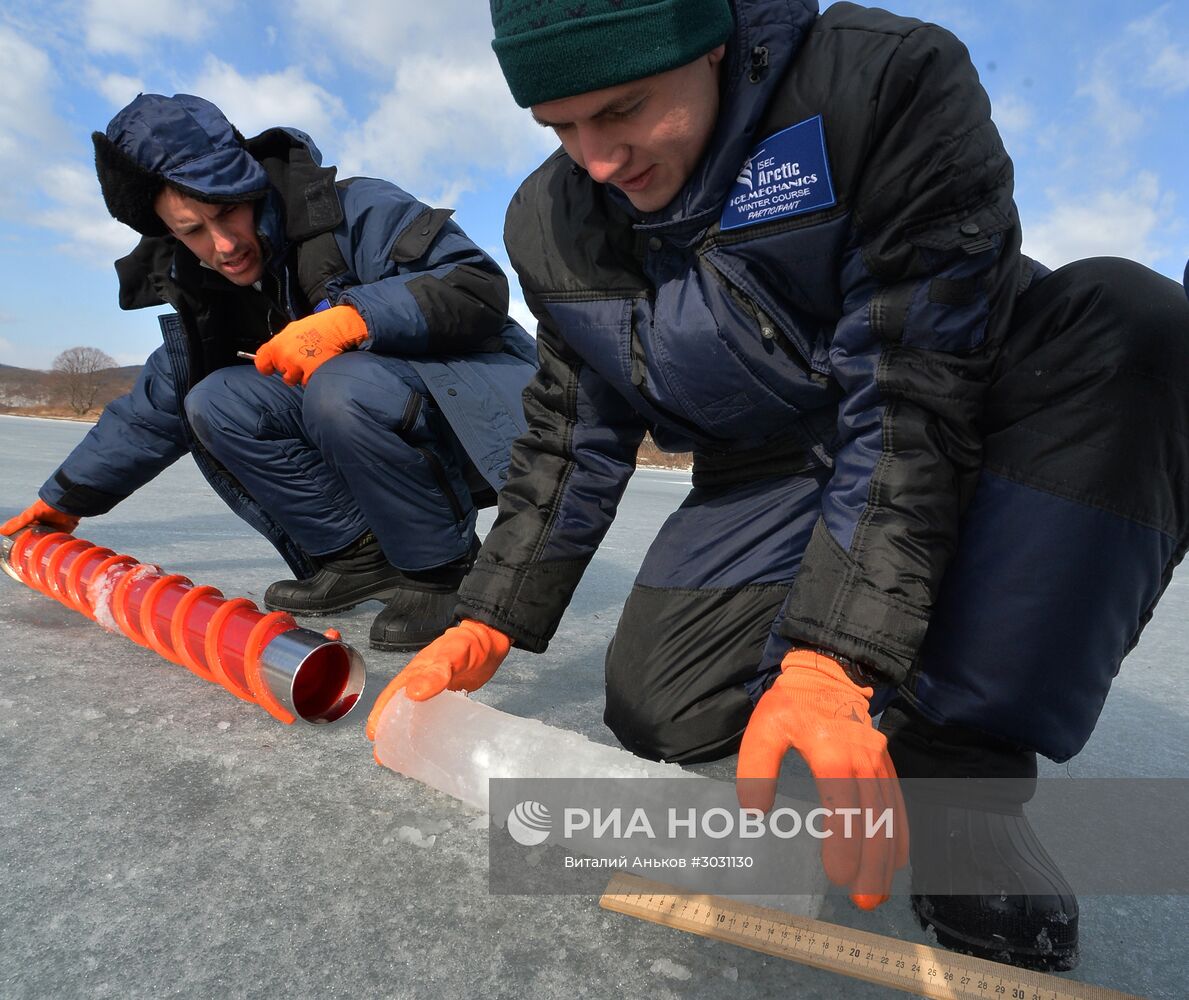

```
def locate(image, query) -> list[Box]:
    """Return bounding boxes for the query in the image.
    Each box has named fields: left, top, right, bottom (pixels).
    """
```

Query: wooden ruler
left=599, top=874, right=1143, bottom=1000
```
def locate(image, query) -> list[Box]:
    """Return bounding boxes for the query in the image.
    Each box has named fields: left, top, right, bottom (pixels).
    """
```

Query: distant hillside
left=637, top=434, right=692, bottom=471
left=0, top=362, right=693, bottom=468
left=0, top=362, right=142, bottom=421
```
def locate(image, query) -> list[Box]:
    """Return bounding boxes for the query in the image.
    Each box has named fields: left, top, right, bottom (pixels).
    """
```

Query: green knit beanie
left=491, top=0, right=735, bottom=108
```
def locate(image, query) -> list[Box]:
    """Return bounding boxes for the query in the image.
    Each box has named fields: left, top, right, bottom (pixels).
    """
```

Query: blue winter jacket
left=41, top=126, right=536, bottom=575
left=459, top=0, right=1043, bottom=685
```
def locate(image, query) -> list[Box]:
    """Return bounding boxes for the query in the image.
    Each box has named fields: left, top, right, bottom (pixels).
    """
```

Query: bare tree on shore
left=52, top=346, right=117, bottom=416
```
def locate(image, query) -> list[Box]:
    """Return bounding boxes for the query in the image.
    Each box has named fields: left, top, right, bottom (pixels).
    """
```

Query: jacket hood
left=95, top=93, right=271, bottom=236
left=114, top=125, right=342, bottom=311
left=618, top=0, right=819, bottom=237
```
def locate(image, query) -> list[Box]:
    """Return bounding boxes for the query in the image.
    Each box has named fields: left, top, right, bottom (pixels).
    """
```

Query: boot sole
left=912, top=897, right=1079, bottom=972
left=368, top=635, right=437, bottom=653
left=263, top=589, right=401, bottom=617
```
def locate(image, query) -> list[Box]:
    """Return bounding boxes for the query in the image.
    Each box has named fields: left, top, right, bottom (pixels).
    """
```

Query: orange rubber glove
left=365, top=619, right=511, bottom=740
left=737, top=649, right=909, bottom=910
left=1, top=499, right=80, bottom=536
left=254, top=305, right=369, bottom=386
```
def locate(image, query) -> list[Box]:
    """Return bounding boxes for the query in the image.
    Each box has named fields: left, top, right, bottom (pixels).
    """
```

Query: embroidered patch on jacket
left=720, top=115, right=836, bottom=231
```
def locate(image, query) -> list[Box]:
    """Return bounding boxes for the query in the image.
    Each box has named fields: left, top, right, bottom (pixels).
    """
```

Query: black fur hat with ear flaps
left=93, top=131, right=171, bottom=236
left=93, top=92, right=270, bottom=237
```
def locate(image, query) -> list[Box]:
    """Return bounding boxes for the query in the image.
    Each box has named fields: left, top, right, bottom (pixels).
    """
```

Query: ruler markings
left=599, top=874, right=1143, bottom=1000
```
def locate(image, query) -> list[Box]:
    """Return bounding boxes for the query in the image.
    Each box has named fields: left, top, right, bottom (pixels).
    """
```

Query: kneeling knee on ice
left=1042, top=256, right=1189, bottom=374
left=603, top=642, right=755, bottom=765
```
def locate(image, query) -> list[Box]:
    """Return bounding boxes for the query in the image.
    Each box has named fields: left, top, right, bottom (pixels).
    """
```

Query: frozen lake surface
left=2, top=413, right=1186, bottom=999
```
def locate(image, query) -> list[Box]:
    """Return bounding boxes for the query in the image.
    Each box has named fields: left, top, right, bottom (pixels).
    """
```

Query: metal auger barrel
left=2, top=526, right=365, bottom=725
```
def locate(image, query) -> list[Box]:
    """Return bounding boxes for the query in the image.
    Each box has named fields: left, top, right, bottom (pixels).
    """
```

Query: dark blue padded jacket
left=41, top=118, right=536, bottom=576
left=459, top=0, right=1045, bottom=685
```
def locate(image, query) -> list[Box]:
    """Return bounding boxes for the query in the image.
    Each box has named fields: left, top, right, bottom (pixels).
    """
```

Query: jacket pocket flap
left=388, top=207, right=455, bottom=264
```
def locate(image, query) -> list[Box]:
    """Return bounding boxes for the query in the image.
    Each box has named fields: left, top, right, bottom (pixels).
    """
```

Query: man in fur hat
left=1, top=93, right=537, bottom=651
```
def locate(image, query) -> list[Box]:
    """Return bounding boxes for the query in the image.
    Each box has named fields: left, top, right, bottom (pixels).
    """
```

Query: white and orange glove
left=1, top=499, right=80, bottom=536
left=737, top=649, right=909, bottom=910
left=255, top=305, right=368, bottom=386
left=365, top=619, right=511, bottom=740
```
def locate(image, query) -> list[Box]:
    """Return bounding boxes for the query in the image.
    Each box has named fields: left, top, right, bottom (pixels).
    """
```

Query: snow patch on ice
left=650, top=959, right=691, bottom=981
left=395, top=826, right=437, bottom=848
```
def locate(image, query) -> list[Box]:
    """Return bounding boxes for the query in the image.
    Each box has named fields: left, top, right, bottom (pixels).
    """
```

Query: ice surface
left=2, top=415, right=1186, bottom=1000
left=375, top=690, right=830, bottom=918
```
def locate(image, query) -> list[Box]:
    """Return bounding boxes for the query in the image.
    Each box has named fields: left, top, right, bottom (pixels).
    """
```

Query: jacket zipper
left=701, top=256, right=828, bottom=377
left=628, top=314, right=724, bottom=443
left=699, top=258, right=838, bottom=468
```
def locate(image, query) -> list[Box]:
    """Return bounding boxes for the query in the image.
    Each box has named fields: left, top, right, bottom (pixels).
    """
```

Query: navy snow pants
left=184, top=352, right=477, bottom=571
left=605, top=258, right=1189, bottom=765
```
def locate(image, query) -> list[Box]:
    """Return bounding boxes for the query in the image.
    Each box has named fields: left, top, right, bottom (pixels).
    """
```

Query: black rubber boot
left=368, top=537, right=479, bottom=652
left=264, top=531, right=404, bottom=615
left=879, top=701, right=1079, bottom=971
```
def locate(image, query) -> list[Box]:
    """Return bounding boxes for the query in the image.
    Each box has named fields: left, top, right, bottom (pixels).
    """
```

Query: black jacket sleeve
left=332, top=178, right=510, bottom=356
left=457, top=302, right=647, bottom=651
left=778, top=19, right=1029, bottom=683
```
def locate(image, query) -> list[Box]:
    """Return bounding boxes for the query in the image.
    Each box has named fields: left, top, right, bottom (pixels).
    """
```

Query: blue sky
left=1, top=0, right=1186, bottom=370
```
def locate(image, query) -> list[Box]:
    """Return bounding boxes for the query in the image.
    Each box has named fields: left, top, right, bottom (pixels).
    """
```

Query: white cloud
left=1144, top=43, right=1189, bottom=94
left=1015, top=4, right=1186, bottom=263
left=187, top=56, right=347, bottom=142
left=508, top=296, right=536, bottom=337
left=1021, top=172, right=1172, bottom=270
left=290, top=0, right=492, bottom=74
left=0, top=28, right=58, bottom=142
left=1076, top=68, right=1146, bottom=149
left=1075, top=7, right=1189, bottom=149
left=1123, top=12, right=1189, bottom=95
left=95, top=72, right=147, bottom=108
left=338, top=48, right=554, bottom=203
left=36, top=163, right=138, bottom=267
left=989, top=93, right=1033, bottom=140
left=0, top=28, right=67, bottom=213
left=287, top=0, right=552, bottom=200
left=83, top=0, right=228, bottom=56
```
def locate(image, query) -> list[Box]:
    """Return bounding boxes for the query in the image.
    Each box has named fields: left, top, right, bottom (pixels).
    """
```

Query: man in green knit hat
left=369, top=0, right=1189, bottom=970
